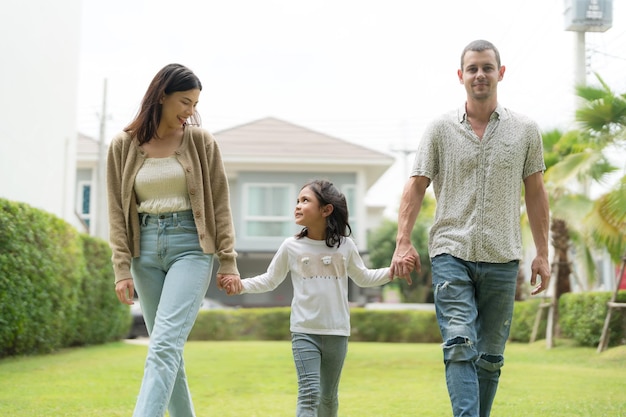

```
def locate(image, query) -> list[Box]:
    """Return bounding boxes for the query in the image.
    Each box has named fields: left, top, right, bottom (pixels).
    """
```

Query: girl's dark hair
left=296, top=179, right=352, bottom=248
left=124, top=63, right=202, bottom=145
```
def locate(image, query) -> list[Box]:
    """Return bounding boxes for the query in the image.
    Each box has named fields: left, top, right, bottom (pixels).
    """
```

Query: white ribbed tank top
left=134, top=156, right=191, bottom=214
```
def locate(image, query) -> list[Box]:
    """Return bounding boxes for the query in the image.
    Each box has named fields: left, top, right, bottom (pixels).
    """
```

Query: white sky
left=76, top=0, right=626, bottom=215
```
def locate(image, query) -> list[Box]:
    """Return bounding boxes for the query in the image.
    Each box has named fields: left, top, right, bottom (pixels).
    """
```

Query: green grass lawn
left=0, top=339, right=624, bottom=417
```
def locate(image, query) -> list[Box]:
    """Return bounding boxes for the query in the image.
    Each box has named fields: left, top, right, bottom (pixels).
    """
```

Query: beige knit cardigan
left=106, top=126, right=239, bottom=283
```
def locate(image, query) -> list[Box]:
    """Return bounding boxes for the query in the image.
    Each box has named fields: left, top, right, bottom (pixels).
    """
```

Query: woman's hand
left=115, top=278, right=135, bottom=305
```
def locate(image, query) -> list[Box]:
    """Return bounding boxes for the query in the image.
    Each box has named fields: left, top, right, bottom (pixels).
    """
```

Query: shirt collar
left=457, top=103, right=506, bottom=123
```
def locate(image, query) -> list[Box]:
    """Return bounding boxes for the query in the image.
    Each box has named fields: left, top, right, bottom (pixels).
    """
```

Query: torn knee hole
left=480, top=353, right=503, bottom=364
left=444, top=336, right=472, bottom=347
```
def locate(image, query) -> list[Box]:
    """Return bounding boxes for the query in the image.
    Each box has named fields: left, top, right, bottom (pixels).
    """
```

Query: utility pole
left=95, top=79, right=109, bottom=240
left=390, top=120, right=417, bottom=180
left=390, top=146, right=417, bottom=181
left=566, top=1, right=613, bottom=197
left=574, top=31, right=587, bottom=89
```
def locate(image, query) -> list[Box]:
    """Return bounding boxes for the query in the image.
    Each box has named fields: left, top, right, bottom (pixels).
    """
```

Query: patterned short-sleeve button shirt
left=411, top=104, right=546, bottom=263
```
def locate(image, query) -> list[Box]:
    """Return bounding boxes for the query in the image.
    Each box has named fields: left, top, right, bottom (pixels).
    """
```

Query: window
left=244, top=184, right=294, bottom=237
left=76, top=181, right=92, bottom=229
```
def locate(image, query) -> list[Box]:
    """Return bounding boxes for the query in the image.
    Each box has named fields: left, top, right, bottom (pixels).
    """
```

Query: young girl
left=221, top=179, right=410, bottom=417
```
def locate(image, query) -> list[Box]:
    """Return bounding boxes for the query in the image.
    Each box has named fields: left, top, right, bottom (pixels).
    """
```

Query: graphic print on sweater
left=298, top=253, right=346, bottom=280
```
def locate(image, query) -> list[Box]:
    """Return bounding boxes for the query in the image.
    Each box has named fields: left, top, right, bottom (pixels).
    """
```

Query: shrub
left=0, top=198, right=129, bottom=357
left=191, top=307, right=441, bottom=343
left=509, top=298, right=548, bottom=342
left=74, top=235, right=129, bottom=345
left=195, top=293, right=624, bottom=347
left=189, top=310, right=243, bottom=341
left=559, top=291, right=626, bottom=347
left=0, top=200, right=81, bottom=355
left=189, top=301, right=555, bottom=344
left=351, top=309, right=440, bottom=343
left=190, top=308, right=291, bottom=341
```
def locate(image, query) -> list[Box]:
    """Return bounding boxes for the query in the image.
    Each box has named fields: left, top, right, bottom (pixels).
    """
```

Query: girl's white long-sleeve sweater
left=242, top=236, right=391, bottom=336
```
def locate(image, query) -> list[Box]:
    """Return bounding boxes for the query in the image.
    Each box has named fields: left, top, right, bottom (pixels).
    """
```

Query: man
left=390, top=40, right=550, bottom=417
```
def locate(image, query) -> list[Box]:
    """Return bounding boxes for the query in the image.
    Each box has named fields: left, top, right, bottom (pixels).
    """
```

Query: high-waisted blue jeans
left=291, top=333, right=348, bottom=417
left=130, top=210, right=213, bottom=417
left=431, top=254, right=519, bottom=417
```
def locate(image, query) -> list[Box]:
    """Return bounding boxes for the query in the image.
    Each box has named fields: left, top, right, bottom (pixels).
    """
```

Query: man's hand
left=530, top=255, right=551, bottom=295
left=390, top=244, right=420, bottom=285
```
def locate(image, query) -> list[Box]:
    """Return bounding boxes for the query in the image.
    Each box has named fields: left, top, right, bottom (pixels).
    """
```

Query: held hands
left=217, top=273, right=243, bottom=295
left=389, top=244, right=420, bottom=285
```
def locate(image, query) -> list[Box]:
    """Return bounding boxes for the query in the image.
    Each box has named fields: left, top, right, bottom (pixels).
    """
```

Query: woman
left=107, top=63, right=239, bottom=417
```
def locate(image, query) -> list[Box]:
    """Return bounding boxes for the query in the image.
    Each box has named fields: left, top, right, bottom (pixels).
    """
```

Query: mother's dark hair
left=125, top=63, right=202, bottom=145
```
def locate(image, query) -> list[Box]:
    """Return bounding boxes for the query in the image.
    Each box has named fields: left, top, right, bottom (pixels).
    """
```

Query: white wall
left=0, top=0, right=82, bottom=224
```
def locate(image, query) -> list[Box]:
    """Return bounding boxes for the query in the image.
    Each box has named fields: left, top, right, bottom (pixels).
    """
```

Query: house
left=76, top=117, right=395, bottom=306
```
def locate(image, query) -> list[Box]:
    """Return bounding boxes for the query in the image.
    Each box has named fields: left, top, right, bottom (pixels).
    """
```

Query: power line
left=588, top=48, right=626, bottom=61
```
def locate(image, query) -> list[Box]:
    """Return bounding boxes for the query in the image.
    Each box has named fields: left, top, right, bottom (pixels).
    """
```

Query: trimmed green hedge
left=559, top=290, right=626, bottom=347
left=74, top=234, right=131, bottom=345
left=509, top=298, right=548, bottom=343
left=191, top=293, right=626, bottom=347
left=190, top=301, right=543, bottom=344
left=189, top=308, right=291, bottom=341
left=350, top=309, right=441, bottom=343
left=0, top=199, right=129, bottom=358
left=511, top=291, right=626, bottom=348
left=190, top=308, right=442, bottom=343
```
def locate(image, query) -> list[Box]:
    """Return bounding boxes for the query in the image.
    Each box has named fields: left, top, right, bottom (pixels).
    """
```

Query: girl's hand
left=217, top=274, right=243, bottom=295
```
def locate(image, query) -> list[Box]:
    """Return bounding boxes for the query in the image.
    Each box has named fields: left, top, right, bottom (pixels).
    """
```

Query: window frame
left=242, top=182, right=296, bottom=238
left=76, top=180, right=92, bottom=231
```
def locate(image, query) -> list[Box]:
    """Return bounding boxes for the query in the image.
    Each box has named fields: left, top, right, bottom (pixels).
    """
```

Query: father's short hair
left=460, top=40, right=501, bottom=70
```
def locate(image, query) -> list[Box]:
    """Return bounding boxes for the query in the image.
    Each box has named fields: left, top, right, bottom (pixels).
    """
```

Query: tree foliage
left=540, top=74, right=626, bottom=294
left=574, top=74, right=626, bottom=262
left=368, top=194, right=435, bottom=302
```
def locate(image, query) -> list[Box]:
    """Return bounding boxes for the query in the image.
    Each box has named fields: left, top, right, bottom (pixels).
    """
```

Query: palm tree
left=532, top=75, right=625, bottom=343
left=585, top=177, right=626, bottom=262
left=543, top=130, right=616, bottom=292
left=541, top=75, right=625, bottom=293
left=574, top=74, right=626, bottom=263
left=520, top=128, right=598, bottom=303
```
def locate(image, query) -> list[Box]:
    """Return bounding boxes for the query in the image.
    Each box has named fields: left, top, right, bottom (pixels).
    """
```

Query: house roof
left=77, top=132, right=101, bottom=165
left=214, top=117, right=394, bottom=187
left=77, top=132, right=98, bottom=154
left=214, top=117, right=393, bottom=163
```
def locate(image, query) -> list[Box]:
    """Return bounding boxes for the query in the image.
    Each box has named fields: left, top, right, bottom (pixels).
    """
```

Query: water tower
left=564, top=0, right=613, bottom=86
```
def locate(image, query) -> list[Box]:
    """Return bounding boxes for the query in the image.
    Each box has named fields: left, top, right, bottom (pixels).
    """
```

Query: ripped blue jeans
left=431, top=254, right=519, bottom=417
